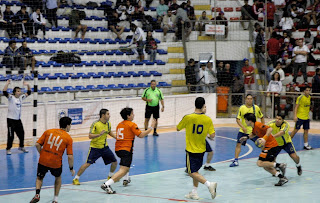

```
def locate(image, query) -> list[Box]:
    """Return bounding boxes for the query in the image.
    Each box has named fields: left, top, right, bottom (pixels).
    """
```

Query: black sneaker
left=297, top=166, right=302, bottom=176
left=123, top=178, right=131, bottom=186
left=304, top=145, right=312, bottom=150
left=275, top=176, right=288, bottom=186
left=153, top=132, right=159, bottom=136
left=204, top=166, right=216, bottom=171
left=30, top=194, right=40, bottom=203
left=278, top=163, right=287, bottom=176
left=101, top=184, right=116, bottom=194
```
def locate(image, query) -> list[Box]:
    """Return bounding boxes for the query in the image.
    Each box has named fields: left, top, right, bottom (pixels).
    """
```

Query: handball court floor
left=1, top=126, right=320, bottom=203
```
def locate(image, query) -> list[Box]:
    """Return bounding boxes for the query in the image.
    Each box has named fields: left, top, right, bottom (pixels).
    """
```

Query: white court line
left=0, top=135, right=253, bottom=193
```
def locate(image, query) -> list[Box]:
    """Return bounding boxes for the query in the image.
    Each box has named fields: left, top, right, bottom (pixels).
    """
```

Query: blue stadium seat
left=97, top=85, right=107, bottom=89
left=40, top=87, right=52, bottom=92
left=107, top=84, right=118, bottom=89
left=150, top=71, right=162, bottom=76
left=53, top=87, right=63, bottom=91
left=127, top=83, right=137, bottom=88
left=128, top=71, right=139, bottom=77
left=118, top=84, right=126, bottom=88
left=64, top=86, right=75, bottom=91
left=158, top=82, right=171, bottom=87
left=138, top=71, right=151, bottom=77
left=48, top=75, right=58, bottom=80
left=137, top=83, right=147, bottom=87
left=98, top=72, right=108, bottom=77
left=75, top=85, right=86, bottom=90
left=86, top=85, right=96, bottom=90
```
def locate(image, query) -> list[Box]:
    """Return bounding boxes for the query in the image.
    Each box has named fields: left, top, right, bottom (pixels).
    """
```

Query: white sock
left=275, top=172, right=280, bottom=177
left=192, top=187, right=198, bottom=194
left=204, top=181, right=210, bottom=187
left=104, top=179, right=114, bottom=186
left=124, top=172, right=129, bottom=180
left=53, top=196, right=58, bottom=202
left=205, top=163, right=210, bottom=167
left=74, top=175, right=80, bottom=180
left=108, top=172, right=114, bottom=177
left=273, top=163, right=276, bottom=167
left=304, top=142, right=308, bottom=147
left=296, top=163, right=301, bottom=167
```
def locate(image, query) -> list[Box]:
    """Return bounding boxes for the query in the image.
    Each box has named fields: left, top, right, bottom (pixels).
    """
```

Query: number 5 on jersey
left=47, top=133, right=63, bottom=151
left=117, top=128, right=124, bottom=139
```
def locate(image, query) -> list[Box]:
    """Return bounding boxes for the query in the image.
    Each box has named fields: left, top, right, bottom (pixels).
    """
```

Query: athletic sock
left=296, top=163, right=301, bottom=167
left=124, top=172, right=129, bottom=180
left=205, top=163, right=210, bottom=167
left=192, top=187, right=198, bottom=194
left=74, top=175, right=80, bottom=180
left=304, top=142, right=308, bottom=147
left=204, top=181, right=211, bottom=187
left=53, top=196, right=58, bottom=202
left=274, top=163, right=280, bottom=168
left=36, top=189, right=40, bottom=195
left=104, top=179, right=114, bottom=186
left=234, top=158, right=238, bottom=161
left=275, top=172, right=283, bottom=178
left=108, top=172, right=114, bottom=177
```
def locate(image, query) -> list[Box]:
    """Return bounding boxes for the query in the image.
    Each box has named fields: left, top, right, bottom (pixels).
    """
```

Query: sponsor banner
left=205, top=24, right=225, bottom=35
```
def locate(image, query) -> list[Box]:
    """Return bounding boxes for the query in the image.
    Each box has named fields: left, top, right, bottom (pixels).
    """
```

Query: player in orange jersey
left=101, top=107, right=156, bottom=194
left=241, top=113, right=288, bottom=186
left=30, top=117, right=75, bottom=203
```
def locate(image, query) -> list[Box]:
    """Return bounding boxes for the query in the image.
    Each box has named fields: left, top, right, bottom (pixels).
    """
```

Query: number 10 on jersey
left=192, top=124, right=203, bottom=134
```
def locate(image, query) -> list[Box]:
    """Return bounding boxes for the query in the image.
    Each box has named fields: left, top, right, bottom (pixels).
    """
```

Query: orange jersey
left=37, top=129, right=73, bottom=168
left=115, top=120, right=142, bottom=152
left=252, top=122, right=278, bottom=149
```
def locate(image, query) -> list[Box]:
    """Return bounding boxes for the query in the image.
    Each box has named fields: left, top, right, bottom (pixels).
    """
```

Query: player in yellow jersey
left=290, top=86, right=312, bottom=150
left=72, top=109, right=118, bottom=185
left=177, top=97, right=217, bottom=200
left=230, top=94, right=265, bottom=167
left=267, top=113, right=302, bottom=175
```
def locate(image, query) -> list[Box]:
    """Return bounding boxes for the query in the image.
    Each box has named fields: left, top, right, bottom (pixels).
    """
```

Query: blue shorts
left=237, top=132, right=249, bottom=144
left=295, top=118, right=310, bottom=130
left=205, top=140, right=213, bottom=152
left=186, top=150, right=204, bottom=173
left=280, top=142, right=296, bottom=155
left=86, top=146, right=117, bottom=165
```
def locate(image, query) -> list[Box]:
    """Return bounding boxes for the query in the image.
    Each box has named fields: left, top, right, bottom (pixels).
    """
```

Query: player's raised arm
left=262, top=127, right=273, bottom=141
left=109, top=131, right=117, bottom=139
left=138, top=119, right=156, bottom=138
left=23, top=81, right=31, bottom=97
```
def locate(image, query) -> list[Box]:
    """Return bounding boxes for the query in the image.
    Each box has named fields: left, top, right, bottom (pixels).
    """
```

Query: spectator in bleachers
left=197, top=11, right=208, bottom=36
left=279, top=11, right=294, bottom=37
left=271, top=62, right=285, bottom=81
left=186, top=0, right=196, bottom=30
left=258, top=46, right=273, bottom=82
left=304, top=0, right=320, bottom=25
left=240, top=0, right=252, bottom=30
left=207, top=62, right=218, bottom=93
left=316, top=23, right=320, bottom=50
left=312, top=68, right=320, bottom=120
left=284, top=85, right=296, bottom=118
left=2, top=40, right=21, bottom=69
left=145, top=31, right=157, bottom=62
left=267, top=32, right=280, bottom=68
left=15, top=6, right=32, bottom=38
left=216, top=61, right=224, bottom=85
left=175, top=3, right=191, bottom=41
left=292, top=39, right=309, bottom=85
left=44, top=0, right=58, bottom=27
left=253, top=22, right=261, bottom=45
left=266, top=0, right=276, bottom=39
left=157, top=0, right=169, bottom=19
left=17, top=41, right=35, bottom=71
left=116, top=0, right=126, bottom=8
left=252, top=0, right=263, bottom=20
left=280, top=37, right=294, bottom=58
left=274, top=0, right=286, bottom=28
left=0, top=12, right=6, bottom=29
left=69, top=9, right=87, bottom=40
left=267, top=71, right=282, bottom=118
left=214, top=11, right=228, bottom=38
left=219, top=63, right=234, bottom=87
left=232, top=74, right=244, bottom=105
left=130, top=23, right=146, bottom=61
left=199, top=63, right=209, bottom=93
left=255, top=28, right=265, bottom=58
left=109, top=10, right=125, bottom=40
left=288, top=1, right=305, bottom=23
left=31, top=8, right=46, bottom=38
left=169, top=0, right=179, bottom=15
left=161, top=9, right=176, bottom=42
left=304, top=30, right=314, bottom=50
left=126, top=0, right=135, bottom=22
left=133, top=0, right=145, bottom=20
left=117, top=2, right=129, bottom=21
left=185, top=58, right=197, bottom=93
left=242, top=58, right=256, bottom=96
left=3, top=5, right=18, bottom=38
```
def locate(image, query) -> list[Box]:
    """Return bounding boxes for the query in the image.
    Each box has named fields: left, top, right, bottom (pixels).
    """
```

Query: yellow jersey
left=267, top=120, right=292, bottom=146
left=296, top=95, right=311, bottom=120
left=177, top=113, right=215, bottom=153
left=89, top=120, right=111, bottom=149
left=237, top=104, right=264, bottom=134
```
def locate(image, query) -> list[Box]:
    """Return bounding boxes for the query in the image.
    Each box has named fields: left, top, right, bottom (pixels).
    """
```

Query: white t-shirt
left=7, top=94, right=27, bottom=120
left=292, top=45, right=309, bottom=63
left=199, top=69, right=209, bottom=84
left=267, top=80, right=282, bottom=93
left=133, top=27, right=146, bottom=42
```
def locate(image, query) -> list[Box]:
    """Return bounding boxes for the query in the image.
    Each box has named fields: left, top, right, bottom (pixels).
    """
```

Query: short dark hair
left=316, top=68, right=320, bottom=73
left=100, top=108, right=109, bottom=118
left=59, top=117, right=72, bottom=128
left=246, top=94, right=253, bottom=98
left=244, top=113, right=256, bottom=122
left=21, top=5, right=26, bottom=9
left=304, top=86, right=311, bottom=91
left=9, top=40, right=16, bottom=46
left=195, top=97, right=205, bottom=109
left=120, top=107, right=133, bottom=120
left=13, top=87, right=20, bottom=94
left=277, top=113, right=285, bottom=120
left=150, top=80, right=156, bottom=83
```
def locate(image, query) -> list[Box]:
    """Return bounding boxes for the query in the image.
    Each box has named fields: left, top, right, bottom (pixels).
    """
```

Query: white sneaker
left=208, top=182, right=217, bottom=199
left=185, top=192, right=200, bottom=200
left=18, top=147, right=29, bottom=153
left=6, top=150, right=12, bottom=155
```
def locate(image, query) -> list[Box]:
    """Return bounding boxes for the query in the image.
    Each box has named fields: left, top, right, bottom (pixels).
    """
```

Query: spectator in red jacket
left=242, top=58, right=256, bottom=97
left=267, top=32, right=280, bottom=68
left=266, top=0, right=276, bottom=39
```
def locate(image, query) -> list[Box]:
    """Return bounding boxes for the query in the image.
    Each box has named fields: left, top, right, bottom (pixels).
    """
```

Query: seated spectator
left=69, top=9, right=87, bottom=39
left=31, top=8, right=46, bottom=38
left=125, top=0, right=135, bottom=22
left=186, top=0, right=196, bottom=29
left=169, top=0, right=179, bottom=15
left=284, top=85, right=296, bottom=118
left=117, top=2, right=128, bottom=21
left=280, top=50, right=293, bottom=74
left=185, top=58, right=197, bottom=93
left=2, top=40, right=21, bottom=69
left=303, top=0, right=320, bottom=25
left=157, top=0, right=169, bottom=19
left=45, top=0, right=58, bottom=27
left=108, top=10, right=125, bottom=40
left=17, top=41, right=35, bottom=71
left=316, top=23, right=320, bottom=50
left=161, top=9, right=176, bottom=42
left=15, top=6, right=32, bottom=38
left=304, top=30, right=314, bottom=50
left=175, top=3, right=191, bottom=41
left=271, top=62, right=285, bottom=81
left=274, top=0, right=286, bottom=28
left=289, top=1, right=305, bottom=23
left=279, top=11, right=294, bottom=37
left=145, top=31, right=157, bottom=62
left=133, top=0, right=144, bottom=20
left=116, top=0, right=126, bottom=8
left=292, top=39, right=309, bottom=84
left=197, top=11, right=208, bottom=36
left=129, top=23, right=146, bottom=61
left=3, top=5, right=18, bottom=38
left=214, top=11, right=228, bottom=38
left=267, top=72, right=282, bottom=118
left=240, top=0, right=252, bottom=30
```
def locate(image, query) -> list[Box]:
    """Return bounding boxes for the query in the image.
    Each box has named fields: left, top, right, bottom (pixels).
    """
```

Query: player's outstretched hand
left=150, top=119, right=157, bottom=129
left=207, top=135, right=214, bottom=141
left=70, top=169, right=75, bottom=176
left=6, top=79, right=11, bottom=85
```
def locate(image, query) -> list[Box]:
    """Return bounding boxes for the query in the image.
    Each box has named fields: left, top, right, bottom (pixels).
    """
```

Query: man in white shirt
left=31, top=8, right=46, bottom=38
left=199, top=64, right=209, bottom=93
left=130, top=23, right=146, bottom=62
left=292, top=39, right=309, bottom=84
left=3, top=80, right=31, bottom=155
left=270, top=62, right=285, bottom=81
left=207, top=62, right=218, bottom=93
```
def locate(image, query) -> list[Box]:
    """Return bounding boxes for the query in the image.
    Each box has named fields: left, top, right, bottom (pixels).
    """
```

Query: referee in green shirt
left=142, top=80, right=164, bottom=136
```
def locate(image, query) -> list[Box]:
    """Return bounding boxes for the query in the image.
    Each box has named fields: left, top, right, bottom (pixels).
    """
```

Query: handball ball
left=255, top=138, right=264, bottom=148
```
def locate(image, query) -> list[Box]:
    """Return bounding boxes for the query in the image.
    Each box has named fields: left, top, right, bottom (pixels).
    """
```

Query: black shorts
left=295, top=118, right=310, bottom=130
left=86, top=146, right=117, bottom=165
left=267, top=19, right=274, bottom=27
left=205, top=140, right=212, bottom=152
left=145, top=105, right=160, bottom=119
left=258, top=146, right=281, bottom=162
left=116, top=150, right=133, bottom=167
left=280, top=142, right=296, bottom=155
left=186, top=150, right=204, bottom=173
left=37, top=163, right=62, bottom=178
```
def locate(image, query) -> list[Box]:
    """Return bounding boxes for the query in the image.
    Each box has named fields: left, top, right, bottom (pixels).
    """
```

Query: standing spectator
left=108, top=10, right=125, bottom=40
left=44, top=0, right=58, bottom=27
left=240, top=0, right=252, bottom=30
left=242, top=58, right=256, bottom=96
left=266, top=0, right=276, bottom=39
left=216, top=61, right=225, bottom=85
left=214, top=11, right=228, bottom=38
left=267, top=72, right=283, bottom=118
left=141, top=80, right=164, bottom=136
left=284, top=85, right=296, bottom=118
left=15, top=5, right=32, bottom=38
left=274, top=0, right=286, bottom=28
left=267, top=32, right=280, bottom=68
left=0, top=11, right=7, bottom=30
left=252, top=0, right=263, bottom=20
left=232, top=74, right=244, bottom=105
left=129, top=23, right=146, bottom=62
left=312, top=68, right=320, bottom=120
left=2, top=40, right=21, bottom=69
left=185, top=58, right=197, bottom=93
left=255, top=28, right=265, bottom=58
left=220, top=63, right=234, bottom=87
left=31, top=8, right=46, bottom=38
left=17, top=41, right=36, bottom=71
left=207, top=62, right=218, bottom=93
left=186, top=0, right=196, bottom=29
left=3, top=5, right=17, bottom=38
left=199, top=64, right=209, bottom=93
left=169, top=0, right=179, bottom=14
left=157, top=0, right=169, bottom=19
left=145, top=31, right=157, bottom=62
left=3, top=80, right=31, bottom=155
left=175, top=3, right=191, bottom=41
left=253, top=23, right=261, bottom=45
left=304, top=30, right=314, bottom=50
left=197, top=11, right=209, bottom=36
left=271, top=62, right=285, bottom=81
left=69, top=9, right=87, bottom=39
left=292, top=39, right=309, bottom=85
left=279, top=12, right=294, bottom=37
left=161, top=9, right=176, bottom=42
left=258, top=46, right=273, bottom=82
left=29, top=117, right=75, bottom=203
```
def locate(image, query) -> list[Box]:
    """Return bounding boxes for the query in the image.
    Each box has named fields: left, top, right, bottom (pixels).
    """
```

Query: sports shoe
left=6, top=149, right=11, bottom=155
left=278, top=163, right=287, bottom=176
left=204, top=166, right=216, bottom=171
left=185, top=192, right=200, bottom=200
left=153, top=132, right=159, bottom=136
left=304, top=145, right=312, bottom=150
left=72, top=179, right=80, bottom=185
left=30, top=194, right=40, bottom=203
left=297, top=166, right=302, bottom=176
left=208, top=182, right=217, bottom=199
left=18, top=147, right=29, bottom=153
left=275, top=176, right=288, bottom=186
left=52, top=201, right=58, bottom=203
left=101, top=184, right=116, bottom=194
left=107, top=176, right=112, bottom=180
left=123, top=178, right=131, bottom=186
left=229, top=160, right=239, bottom=167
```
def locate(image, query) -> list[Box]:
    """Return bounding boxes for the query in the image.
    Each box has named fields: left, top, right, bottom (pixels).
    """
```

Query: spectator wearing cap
left=267, top=32, right=280, bottom=68
left=292, top=39, right=309, bottom=84
left=312, top=68, right=320, bottom=120
left=240, top=0, right=252, bottom=30
left=242, top=58, right=256, bottom=96
left=197, top=11, right=209, bottom=36
left=280, top=37, right=294, bottom=57
left=185, top=59, right=197, bottom=93
left=270, top=62, right=285, bottom=81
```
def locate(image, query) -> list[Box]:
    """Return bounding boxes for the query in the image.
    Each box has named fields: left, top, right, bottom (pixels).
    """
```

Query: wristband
left=69, top=166, right=73, bottom=170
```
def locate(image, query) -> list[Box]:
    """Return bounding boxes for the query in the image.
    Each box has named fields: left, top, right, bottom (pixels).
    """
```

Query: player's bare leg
left=30, top=177, right=44, bottom=202
left=290, top=153, right=302, bottom=175
left=257, top=160, right=288, bottom=186
left=102, top=166, right=130, bottom=194
left=290, top=129, right=299, bottom=138
left=73, top=163, right=90, bottom=185
left=230, top=143, right=242, bottom=167
left=153, top=118, right=159, bottom=136
left=303, top=129, right=312, bottom=150
left=53, top=176, right=62, bottom=202
left=188, top=172, right=217, bottom=199
left=204, top=151, right=216, bottom=171
left=109, top=161, right=118, bottom=179
left=144, top=118, right=150, bottom=130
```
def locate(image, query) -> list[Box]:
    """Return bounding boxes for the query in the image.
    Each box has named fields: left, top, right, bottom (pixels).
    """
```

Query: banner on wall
left=205, top=24, right=225, bottom=35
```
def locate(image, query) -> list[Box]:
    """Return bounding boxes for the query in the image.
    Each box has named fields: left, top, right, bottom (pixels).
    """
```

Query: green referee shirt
left=142, top=87, right=164, bottom=107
